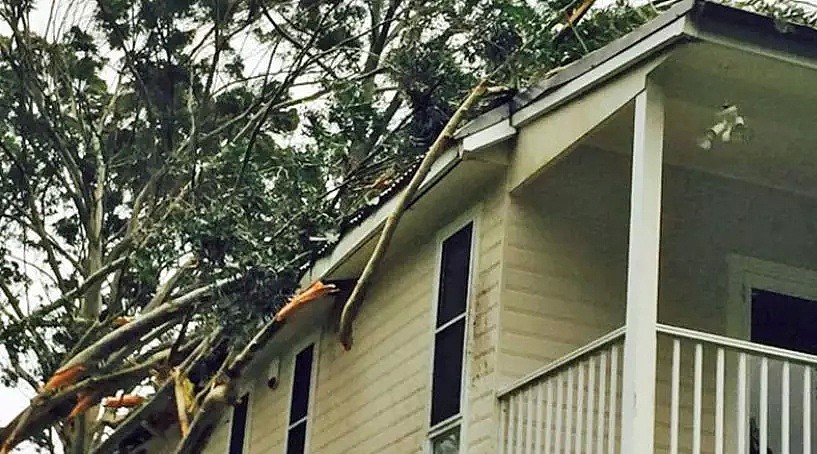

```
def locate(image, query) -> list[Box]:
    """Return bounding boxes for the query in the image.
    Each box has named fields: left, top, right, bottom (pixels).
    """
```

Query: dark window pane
left=228, top=394, right=249, bottom=454
left=431, top=319, right=465, bottom=425
left=290, top=344, right=314, bottom=424
left=286, top=421, right=307, bottom=454
left=751, top=289, right=817, bottom=355
left=431, top=426, right=460, bottom=454
left=437, top=224, right=472, bottom=327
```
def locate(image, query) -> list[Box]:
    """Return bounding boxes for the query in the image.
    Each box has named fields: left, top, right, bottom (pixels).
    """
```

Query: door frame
left=725, top=254, right=817, bottom=451
left=727, top=254, right=817, bottom=341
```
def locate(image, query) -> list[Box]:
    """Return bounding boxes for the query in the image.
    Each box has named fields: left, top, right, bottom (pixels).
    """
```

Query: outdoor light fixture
left=697, top=104, right=749, bottom=150
left=266, top=357, right=280, bottom=389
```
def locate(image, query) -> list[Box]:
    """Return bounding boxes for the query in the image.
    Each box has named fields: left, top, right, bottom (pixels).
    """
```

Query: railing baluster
left=536, top=384, right=544, bottom=454
left=693, top=343, right=703, bottom=454
left=499, top=399, right=508, bottom=454
left=575, top=364, right=584, bottom=454
left=507, top=394, right=515, bottom=454
left=586, top=356, right=595, bottom=454
left=596, top=351, right=607, bottom=454
left=715, top=347, right=724, bottom=454
left=738, top=352, right=747, bottom=454
left=608, top=345, right=619, bottom=454
left=805, top=366, right=811, bottom=454
left=566, top=367, right=575, bottom=452
left=526, top=387, right=535, bottom=453
left=546, top=380, right=554, bottom=454
left=670, top=339, right=681, bottom=454
left=556, top=373, right=564, bottom=454
left=782, top=361, right=790, bottom=454
left=499, top=327, right=817, bottom=454
left=760, top=357, right=769, bottom=454
left=517, top=392, right=525, bottom=454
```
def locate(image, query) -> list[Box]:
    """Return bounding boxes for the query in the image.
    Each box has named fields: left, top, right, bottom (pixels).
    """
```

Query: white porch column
left=621, top=80, right=664, bottom=453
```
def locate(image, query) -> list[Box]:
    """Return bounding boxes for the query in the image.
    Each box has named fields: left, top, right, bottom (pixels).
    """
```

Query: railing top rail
left=657, top=323, right=817, bottom=367
left=496, top=326, right=625, bottom=399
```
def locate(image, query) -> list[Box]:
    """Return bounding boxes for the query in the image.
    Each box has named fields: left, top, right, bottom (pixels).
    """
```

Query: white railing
left=497, top=327, right=625, bottom=454
left=656, top=323, right=817, bottom=454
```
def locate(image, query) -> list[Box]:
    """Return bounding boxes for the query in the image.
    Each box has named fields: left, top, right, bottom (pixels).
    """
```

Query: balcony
left=497, top=325, right=817, bottom=453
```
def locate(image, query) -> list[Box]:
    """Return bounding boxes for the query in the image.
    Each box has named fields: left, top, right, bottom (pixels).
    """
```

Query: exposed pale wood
left=172, top=369, right=191, bottom=436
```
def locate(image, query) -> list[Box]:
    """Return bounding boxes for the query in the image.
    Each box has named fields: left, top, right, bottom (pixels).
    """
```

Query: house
left=119, top=1, right=817, bottom=453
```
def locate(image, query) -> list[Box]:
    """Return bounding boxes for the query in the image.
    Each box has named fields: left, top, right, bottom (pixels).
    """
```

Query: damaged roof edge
left=299, top=145, right=463, bottom=287
left=302, top=0, right=817, bottom=287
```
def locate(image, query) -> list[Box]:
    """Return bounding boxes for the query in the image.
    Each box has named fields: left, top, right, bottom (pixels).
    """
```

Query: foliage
left=0, top=0, right=660, bottom=452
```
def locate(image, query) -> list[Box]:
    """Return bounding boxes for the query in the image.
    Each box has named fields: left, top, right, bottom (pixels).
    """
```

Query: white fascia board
left=461, top=118, right=516, bottom=153
left=300, top=146, right=461, bottom=286
left=512, top=18, right=687, bottom=128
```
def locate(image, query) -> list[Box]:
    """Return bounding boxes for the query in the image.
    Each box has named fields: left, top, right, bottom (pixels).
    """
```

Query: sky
left=0, top=4, right=91, bottom=453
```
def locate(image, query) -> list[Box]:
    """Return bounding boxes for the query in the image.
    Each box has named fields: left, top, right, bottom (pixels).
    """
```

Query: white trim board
left=226, top=388, right=253, bottom=454
left=424, top=207, right=480, bottom=453
left=281, top=330, right=321, bottom=454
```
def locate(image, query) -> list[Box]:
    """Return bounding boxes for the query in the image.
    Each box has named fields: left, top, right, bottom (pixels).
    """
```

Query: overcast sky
left=0, top=5, right=86, bottom=453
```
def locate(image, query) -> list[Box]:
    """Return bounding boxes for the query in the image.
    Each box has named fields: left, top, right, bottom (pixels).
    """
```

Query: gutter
left=299, top=145, right=464, bottom=286
left=454, top=0, right=696, bottom=140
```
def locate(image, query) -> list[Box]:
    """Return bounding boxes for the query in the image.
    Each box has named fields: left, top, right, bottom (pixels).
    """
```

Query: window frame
left=226, top=390, right=252, bottom=454
left=283, top=331, right=320, bottom=454
left=426, top=210, right=479, bottom=453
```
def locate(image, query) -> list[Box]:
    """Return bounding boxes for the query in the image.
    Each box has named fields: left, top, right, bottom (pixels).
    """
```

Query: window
left=228, top=393, right=249, bottom=454
left=286, top=344, right=315, bottom=454
left=429, top=223, right=473, bottom=452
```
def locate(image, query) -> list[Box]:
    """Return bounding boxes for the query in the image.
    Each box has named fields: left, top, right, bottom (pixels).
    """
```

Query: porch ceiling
left=586, top=41, right=817, bottom=197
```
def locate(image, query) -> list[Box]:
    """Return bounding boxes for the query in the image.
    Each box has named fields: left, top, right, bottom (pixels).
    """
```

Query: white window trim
left=283, top=330, right=321, bottom=454
left=226, top=389, right=253, bottom=454
left=426, top=207, right=480, bottom=453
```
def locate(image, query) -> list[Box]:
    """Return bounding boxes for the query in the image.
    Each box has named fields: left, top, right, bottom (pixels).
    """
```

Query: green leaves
left=0, top=0, right=696, bottom=449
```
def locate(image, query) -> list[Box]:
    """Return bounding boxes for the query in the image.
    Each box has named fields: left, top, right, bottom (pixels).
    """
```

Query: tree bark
left=337, top=79, right=488, bottom=349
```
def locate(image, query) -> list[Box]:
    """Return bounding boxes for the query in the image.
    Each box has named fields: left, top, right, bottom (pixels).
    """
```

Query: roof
left=308, top=0, right=817, bottom=281
left=456, top=0, right=817, bottom=139
left=113, top=1, right=817, bottom=447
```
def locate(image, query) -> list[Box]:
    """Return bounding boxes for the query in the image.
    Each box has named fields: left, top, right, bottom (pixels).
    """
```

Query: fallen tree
left=0, top=0, right=694, bottom=451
